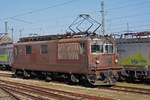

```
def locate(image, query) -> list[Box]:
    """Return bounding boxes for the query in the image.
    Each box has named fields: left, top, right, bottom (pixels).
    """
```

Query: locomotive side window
left=105, top=44, right=113, bottom=54
left=26, top=45, right=32, bottom=54
left=41, top=45, right=48, bottom=54
left=91, top=43, right=103, bottom=54
left=80, top=43, right=85, bottom=54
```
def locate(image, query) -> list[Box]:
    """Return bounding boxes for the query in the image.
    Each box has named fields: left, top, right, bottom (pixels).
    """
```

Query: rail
left=0, top=86, right=20, bottom=100
left=99, top=85, right=150, bottom=96
left=0, top=79, right=112, bottom=100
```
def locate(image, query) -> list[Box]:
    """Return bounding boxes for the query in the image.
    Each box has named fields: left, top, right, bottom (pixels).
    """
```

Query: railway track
left=0, top=79, right=111, bottom=100
left=100, top=85, right=150, bottom=96
left=1, top=72, right=150, bottom=99
left=0, top=86, right=20, bottom=100
left=1, top=86, right=48, bottom=100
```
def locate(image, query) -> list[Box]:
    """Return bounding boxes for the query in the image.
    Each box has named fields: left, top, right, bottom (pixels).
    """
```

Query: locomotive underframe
left=13, top=66, right=121, bottom=86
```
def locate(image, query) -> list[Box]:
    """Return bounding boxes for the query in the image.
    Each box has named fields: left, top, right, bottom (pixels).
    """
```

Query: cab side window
left=26, top=45, right=32, bottom=54
left=41, top=45, right=48, bottom=54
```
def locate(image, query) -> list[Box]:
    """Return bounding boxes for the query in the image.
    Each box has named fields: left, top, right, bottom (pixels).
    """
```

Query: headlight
left=96, top=60, right=100, bottom=64
left=115, top=59, right=118, bottom=63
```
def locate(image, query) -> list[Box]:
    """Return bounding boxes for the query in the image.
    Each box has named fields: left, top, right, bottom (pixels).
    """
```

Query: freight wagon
left=116, top=32, right=150, bottom=81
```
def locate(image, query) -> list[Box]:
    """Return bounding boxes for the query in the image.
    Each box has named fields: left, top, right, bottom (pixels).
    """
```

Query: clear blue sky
left=0, top=0, right=150, bottom=41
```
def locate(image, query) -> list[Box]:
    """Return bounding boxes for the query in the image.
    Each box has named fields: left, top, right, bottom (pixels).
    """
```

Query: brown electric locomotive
left=13, top=34, right=123, bottom=85
left=12, top=15, right=123, bottom=86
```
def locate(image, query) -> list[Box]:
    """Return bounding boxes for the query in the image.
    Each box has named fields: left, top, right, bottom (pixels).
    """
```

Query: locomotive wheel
left=66, top=74, right=79, bottom=85
left=45, top=76, right=52, bottom=82
left=85, top=74, right=96, bottom=86
left=23, top=70, right=30, bottom=79
left=15, top=70, right=22, bottom=77
left=70, top=74, right=79, bottom=83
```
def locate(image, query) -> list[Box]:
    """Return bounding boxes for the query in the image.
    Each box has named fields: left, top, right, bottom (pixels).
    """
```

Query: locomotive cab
left=85, top=38, right=123, bottom=85
left=90, top=40, right=115, bottom=68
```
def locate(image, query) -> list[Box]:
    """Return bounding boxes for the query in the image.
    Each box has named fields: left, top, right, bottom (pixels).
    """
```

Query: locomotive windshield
left=105, top=44, right=113, bottom=54
left=91, top=43, right=114, bottom=54
left=91, top=43, right=103, bottom=54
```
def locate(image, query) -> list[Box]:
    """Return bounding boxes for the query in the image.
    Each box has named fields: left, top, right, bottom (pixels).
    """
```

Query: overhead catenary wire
left=1, top=0, right=149, bottom=37
left=79, top=0, right=150, bottom=16
left=106, top=18, right=149, bottom=29
left=105, top=13, right=150, bottom=33
left=10, top=17, right=32, bottom=24
left=81, top=0, right=150, bottom=21
left=102, top=0, right=150, bottom=34
left=88, top=1, right=150, bottom=22
left=107, top=24, right=150, bottom=34
left=1, top=0, right=81, bottom=22
left=3, top=0, right=148, bottom=27
left=108, top=24, right=150, bottom=31
left=105, top=0, right=150, bottom=11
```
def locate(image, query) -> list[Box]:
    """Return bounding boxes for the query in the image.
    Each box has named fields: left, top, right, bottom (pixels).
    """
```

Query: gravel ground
left=0, top=71, right=150, bottom=100
left=0, top=71, right=13, bottom=74
left=116, top=82, right=150, bottom=90
left=0, top=73, right=150, bottom=100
